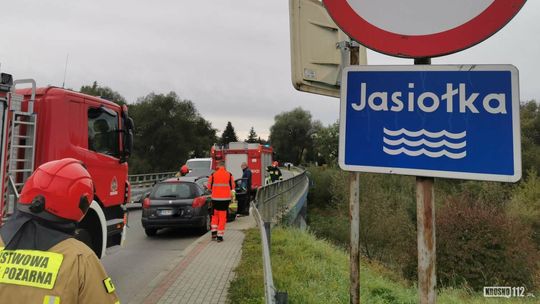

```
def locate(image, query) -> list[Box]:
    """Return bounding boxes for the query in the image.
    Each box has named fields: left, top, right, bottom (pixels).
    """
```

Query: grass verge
left=228, top=228, right=538, bottom=303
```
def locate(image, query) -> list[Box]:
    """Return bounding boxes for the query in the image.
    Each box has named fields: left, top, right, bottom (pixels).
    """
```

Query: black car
left=183, top=176, right=240, bottom=222
left=141, top=177, right=212, bottom=236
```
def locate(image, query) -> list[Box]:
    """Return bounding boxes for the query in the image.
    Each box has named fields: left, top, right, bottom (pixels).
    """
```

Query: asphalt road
left=281, top=168, right=295, bottom=180
left=106, top=168, right=296, bottom=302
left=101, top=209, right=201, bottom=303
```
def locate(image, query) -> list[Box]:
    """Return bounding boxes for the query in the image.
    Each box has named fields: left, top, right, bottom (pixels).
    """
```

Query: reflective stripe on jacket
left=0, top=237, right=120, bottom=304
left=209, top=167, right=235, bottom=201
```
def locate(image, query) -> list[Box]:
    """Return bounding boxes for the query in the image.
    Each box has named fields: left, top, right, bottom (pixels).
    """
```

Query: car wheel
left=145, top=228, right=158, bottom=237
left=200, top=213, right=211, bottom=234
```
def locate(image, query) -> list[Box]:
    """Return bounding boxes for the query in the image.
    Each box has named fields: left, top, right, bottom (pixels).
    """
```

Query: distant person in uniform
left=208, top=161, right=235, bottom=242
left=267, top=161, right=283, bottom=183
left=0, top=158, right=119, bottom=304
left=176, top=164, right=189, bottom=177
left=238, top=162, right=252, bottom=216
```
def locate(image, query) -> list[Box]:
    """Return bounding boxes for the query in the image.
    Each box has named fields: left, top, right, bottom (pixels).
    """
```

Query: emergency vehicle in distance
left=211, top=142, right=273, bottom=189
left=0, top=71, right=134, bottom=258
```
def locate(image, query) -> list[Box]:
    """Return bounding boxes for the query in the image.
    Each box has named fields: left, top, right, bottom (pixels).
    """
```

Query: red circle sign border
left=323, top=0, right=527, bottom=58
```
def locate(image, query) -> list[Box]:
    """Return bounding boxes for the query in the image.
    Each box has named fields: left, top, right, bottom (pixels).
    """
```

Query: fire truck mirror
left=120, top=131, right=133, bottom=164
left=120, top=116, right=134, bottom=163
left=125, top=116, right=134, bottom=130
left=0, top=73, right=13, bottom=92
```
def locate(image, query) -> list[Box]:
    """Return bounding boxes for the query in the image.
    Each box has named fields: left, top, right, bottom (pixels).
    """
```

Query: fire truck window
left=88, top=108, right=119, bottom=157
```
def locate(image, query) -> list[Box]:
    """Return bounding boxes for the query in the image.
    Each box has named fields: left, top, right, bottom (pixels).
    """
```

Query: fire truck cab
left=0, top=72, right=134, bottom=258
left=211, top=142, right=273, bottom=189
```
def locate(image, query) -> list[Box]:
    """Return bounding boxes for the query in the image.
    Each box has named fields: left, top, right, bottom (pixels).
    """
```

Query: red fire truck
left=0, top=72, right=134, bottom=258
left=211, top=142, right=273, bottom=189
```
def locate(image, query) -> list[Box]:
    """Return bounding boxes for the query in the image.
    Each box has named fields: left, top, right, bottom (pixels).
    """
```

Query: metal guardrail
left=255, top=170, right=309, bottom=225
left=251, top=202, right=276, bottom=304
left=253, top=169, right=309, bottom=304
left=128, top=171, right=177, bottom=188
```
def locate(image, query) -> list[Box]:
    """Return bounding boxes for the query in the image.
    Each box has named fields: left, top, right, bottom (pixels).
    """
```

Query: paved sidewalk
left=129, top=214, right=256, bottom=304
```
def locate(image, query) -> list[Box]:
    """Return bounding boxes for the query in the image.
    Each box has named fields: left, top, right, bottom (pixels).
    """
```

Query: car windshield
left=195, top=178, right=208, bottom=189
left=187, top=160, right=211, bottom=170
left=151, top=183, right=196, bottom=199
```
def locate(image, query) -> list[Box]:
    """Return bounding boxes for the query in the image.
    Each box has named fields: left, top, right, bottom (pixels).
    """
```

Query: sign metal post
left=347, top=43, right=361, bottom=304
left=349, top=172, right=360, bottom=304
left=414, top=57, right=436, bottom=304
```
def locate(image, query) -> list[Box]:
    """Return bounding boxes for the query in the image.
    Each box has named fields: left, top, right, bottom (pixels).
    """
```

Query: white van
left=186, top=158, right=213, bottom=177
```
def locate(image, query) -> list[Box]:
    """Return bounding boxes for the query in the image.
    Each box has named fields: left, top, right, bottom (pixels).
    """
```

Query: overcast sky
left=0, top=1, right=538, bottom=139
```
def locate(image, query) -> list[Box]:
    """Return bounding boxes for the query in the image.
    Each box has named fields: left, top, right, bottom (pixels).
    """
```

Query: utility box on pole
left=289, top=0, right=367, bottom=98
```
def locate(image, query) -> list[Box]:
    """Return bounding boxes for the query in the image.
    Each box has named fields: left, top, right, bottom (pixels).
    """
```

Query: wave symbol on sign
left=383, top=128, right=467, bottom=159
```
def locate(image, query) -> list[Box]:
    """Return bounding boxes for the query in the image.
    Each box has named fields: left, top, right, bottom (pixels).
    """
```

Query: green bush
left=306, top=166, right=335, bottom=209
left=432, top=195, right=539, bottom=291
left=355, top=174, right=416, bottom=265
left=308, top=207, right=350, bottom=248
left=307, top=167, right=416, bottom=268
left=307, top=166, right=539, bottom=293
left=521, top=101, right=540, bottom=175
left=459, top=181, right=515, bottom=208
left=508, top=170, right=540, bottom=247
left=306, top=167, right=349, bottom=248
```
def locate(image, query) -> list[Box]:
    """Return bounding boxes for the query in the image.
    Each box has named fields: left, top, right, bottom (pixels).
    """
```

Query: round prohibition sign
left=322, top=0, right=527, bottom=58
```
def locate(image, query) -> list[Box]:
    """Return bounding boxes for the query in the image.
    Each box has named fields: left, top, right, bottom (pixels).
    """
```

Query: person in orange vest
left=0, top=158, right=119, bottom=304
left=208, top=161, right=235, bottom=242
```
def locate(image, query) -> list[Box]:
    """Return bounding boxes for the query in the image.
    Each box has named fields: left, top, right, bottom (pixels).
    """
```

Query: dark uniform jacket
left=267, top=166, right=282, bottom=182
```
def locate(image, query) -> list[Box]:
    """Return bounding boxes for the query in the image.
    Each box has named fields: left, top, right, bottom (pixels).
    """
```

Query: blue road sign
left=339, top=65, right=521, bottom=182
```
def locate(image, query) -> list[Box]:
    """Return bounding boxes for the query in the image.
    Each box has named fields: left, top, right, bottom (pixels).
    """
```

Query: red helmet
left=180, top=165, right=189, bottom=175
left=18, top=158, right=94, bottom=223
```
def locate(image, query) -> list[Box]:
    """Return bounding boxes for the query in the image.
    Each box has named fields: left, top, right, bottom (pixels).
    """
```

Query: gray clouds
left=0, top=0, right=537, bottom=139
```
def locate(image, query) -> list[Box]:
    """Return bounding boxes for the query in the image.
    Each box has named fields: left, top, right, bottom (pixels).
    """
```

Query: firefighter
left=208, top=161, right=235, bottom=242
left=175, top=164, right=189, bottom=177
left=267, top=161, right=283, bottom=183
left=180, top=164, right=189, bottom=176
left=0, top=158, right=119, bottom=304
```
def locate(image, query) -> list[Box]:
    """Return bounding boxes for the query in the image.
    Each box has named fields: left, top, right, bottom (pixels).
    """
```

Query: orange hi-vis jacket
left=208, top=166, right=235, bottom=201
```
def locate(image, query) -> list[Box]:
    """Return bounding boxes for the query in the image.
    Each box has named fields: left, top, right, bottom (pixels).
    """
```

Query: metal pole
left=349, top=172, right=360, bottom=304
left=347, top=42, right=361, bottom=304
left=264, top=221, right=271, bottom=253
left=416, top=177, right=436, bottom=303
left=415, top=55, right=436, bottom=304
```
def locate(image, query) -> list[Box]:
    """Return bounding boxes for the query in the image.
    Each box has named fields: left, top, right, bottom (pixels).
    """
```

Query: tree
left=245, top=127, right=258, bottom=143
left=521, top=100, right=540, bottom=175
left=128, top=92, right=217, bottom=173
left=313, top=121, right=340, bottom=166
left=80, top=81, right=127, bottom=105
left=220, top=121, right=238, bottom=145
left=269, top=107, right=314, bottom=164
